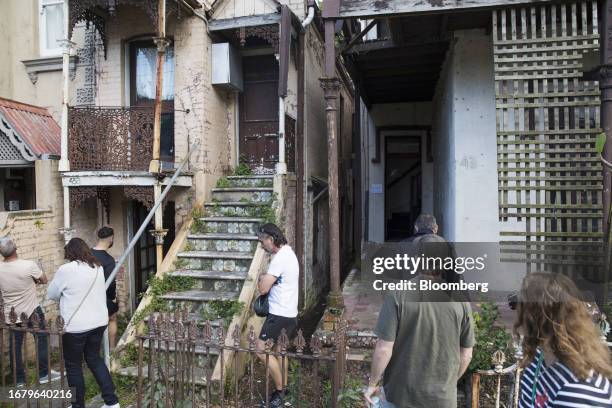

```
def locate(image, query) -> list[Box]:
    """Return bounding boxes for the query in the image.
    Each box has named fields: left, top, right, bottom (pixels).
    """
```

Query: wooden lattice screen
left=493, top=1, right=605, bottom=279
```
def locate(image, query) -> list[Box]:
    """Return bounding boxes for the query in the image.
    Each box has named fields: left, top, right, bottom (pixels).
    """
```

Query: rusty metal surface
left=0, top=97, right=60, bottom=157
left=0, top=293, right=69, bottom=395
left=285, top=115, right=296, bottom=174
left=234, top=25, right=280, bottom=53
left=68, top=106, right=154, bottom=171
left=136, top=309, right=347, bottom=407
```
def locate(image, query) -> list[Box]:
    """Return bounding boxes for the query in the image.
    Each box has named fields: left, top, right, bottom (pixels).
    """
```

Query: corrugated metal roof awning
left=0, top=97, right=60, bottom=161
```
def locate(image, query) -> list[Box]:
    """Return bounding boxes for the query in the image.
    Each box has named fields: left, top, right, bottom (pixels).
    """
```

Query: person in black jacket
left=91, top=226, right=122, bottom=350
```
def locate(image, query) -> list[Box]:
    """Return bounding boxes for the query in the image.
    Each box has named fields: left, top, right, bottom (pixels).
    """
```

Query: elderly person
left=47, top=238, right=119, bottom=408
left=0, top=237, right=59, bottom=386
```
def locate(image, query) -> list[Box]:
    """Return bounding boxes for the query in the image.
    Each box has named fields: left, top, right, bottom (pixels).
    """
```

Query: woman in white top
left=47, top=238, right=119, bottom=408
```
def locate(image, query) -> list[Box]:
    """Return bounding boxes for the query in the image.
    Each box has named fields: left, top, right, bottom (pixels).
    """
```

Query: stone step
left=211, top=187, right=273, bottom=203
left=186, top=234, right=258, bottom=253
left=168, top=270, right=248, bottom=280
left=161, top=291, right=240, bottom=315
left=167, top=270, right=248, bottom=291
left=177, top=251, right=253, bottom=272
left=161, top=290, right=239, bottom=302
left=144, top=313, right=224, bottom=327
left=194, top=218, right=262, bottom=235
left=204, top=202, right=269, bottom=218
left=225, top=175, right=274, bottom=188
left=143, top=339, right=221, bottom=356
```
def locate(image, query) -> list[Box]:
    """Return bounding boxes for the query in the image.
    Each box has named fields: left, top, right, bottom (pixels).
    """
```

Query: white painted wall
left=431, top=29, right=500, bottom=242
left=362, top=102, right=434, bottom=242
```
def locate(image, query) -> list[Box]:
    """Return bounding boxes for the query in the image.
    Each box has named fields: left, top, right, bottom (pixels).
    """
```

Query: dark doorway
left=385, top=136, right=421, bottom=241
left=130, top=40, right=175, bottom=165
left=132, top=200, right=176, bottom=304
left=239, top=55, right=279, bottom=169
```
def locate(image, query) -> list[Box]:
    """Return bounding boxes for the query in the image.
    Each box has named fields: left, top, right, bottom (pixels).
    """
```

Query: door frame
left=237, top=50, right=279, bottom=168
left=383, top=133, right=422, bottom=241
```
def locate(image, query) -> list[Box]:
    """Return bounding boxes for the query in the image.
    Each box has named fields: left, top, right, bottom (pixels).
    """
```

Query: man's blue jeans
left=9, top=306, right=49, bottom=383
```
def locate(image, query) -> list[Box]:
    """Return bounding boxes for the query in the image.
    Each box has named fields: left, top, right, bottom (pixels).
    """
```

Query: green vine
left=201, top=299, right=245, bottom=326
left=216, top=177, right=231, bottom=188
left=130, top=275, right=195, bottom=327
left=234, top=163, right=252, bottom=176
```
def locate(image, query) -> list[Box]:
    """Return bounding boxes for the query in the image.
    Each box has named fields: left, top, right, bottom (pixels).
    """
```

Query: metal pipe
left=277, top=97, right=287, bottom=174
left=102, top=140, right=200, bottom=367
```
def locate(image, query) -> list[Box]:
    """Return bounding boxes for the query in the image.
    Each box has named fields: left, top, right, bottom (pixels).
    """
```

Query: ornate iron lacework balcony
left=68, top=106, right=154, bottom=172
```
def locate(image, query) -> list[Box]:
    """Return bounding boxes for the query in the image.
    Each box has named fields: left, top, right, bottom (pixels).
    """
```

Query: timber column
left=321, top=18, right=343, bottom=308
left=150, top=0, right=170, bottom=270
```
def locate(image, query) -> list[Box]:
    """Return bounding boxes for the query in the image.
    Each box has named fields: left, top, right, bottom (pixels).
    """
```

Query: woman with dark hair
left=515, top=273, right=612, bottom=407
left=47, top=238, right=120, bottom=408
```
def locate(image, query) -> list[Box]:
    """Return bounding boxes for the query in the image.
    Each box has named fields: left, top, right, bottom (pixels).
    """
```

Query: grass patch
left=84, top=371, right=138, bottom=406
left=131, top=275, right=195, bottom=327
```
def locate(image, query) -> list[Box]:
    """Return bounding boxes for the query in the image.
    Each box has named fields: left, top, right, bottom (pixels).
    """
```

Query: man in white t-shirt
left=255, top=223, right=299, bottom=408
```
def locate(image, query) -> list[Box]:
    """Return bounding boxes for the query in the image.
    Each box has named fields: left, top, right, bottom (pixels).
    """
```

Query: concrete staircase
left=117, top=175, right=275, bottom=384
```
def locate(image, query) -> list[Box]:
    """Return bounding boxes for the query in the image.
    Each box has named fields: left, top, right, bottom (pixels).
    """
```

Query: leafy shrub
left=468, top=302, right=513, bottom=373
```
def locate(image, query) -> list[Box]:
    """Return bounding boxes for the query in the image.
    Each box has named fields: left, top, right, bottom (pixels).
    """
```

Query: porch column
left=320, top=19, right=343, bottom=308
left=150, top=0, right=169, bottom=269
left=58, top=0, right=73, bottom=172
left=149, top=0, right=168, bottom=174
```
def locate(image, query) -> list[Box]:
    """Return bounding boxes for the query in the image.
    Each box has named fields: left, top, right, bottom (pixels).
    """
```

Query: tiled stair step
left=177, top=251, right=254, bottom=272
left=204, top=202, right=268, bottom=217
left=196, top=217, right=263, bottom=235
left=225, top=175, right=274, bottom=188
left=168, top=270, right=248, bottom=280
left=211, top=187, right=273, bottom=203
left=186, top=234, right=258, bottom=253
left=167, top=270, right=248, bottom=291
left=161, top=291, right=240, bottom=320
left=188, top=233, right=258, bottom=240
left=177, top=250, right=254, bottom=260
left=161, top=290, right=239, bottom=302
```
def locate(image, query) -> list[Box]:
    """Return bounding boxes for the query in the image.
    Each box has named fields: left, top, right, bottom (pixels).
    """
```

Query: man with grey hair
left=0, top=237, right=58, bottom=386
left=410, top=213, right=438, bottom=239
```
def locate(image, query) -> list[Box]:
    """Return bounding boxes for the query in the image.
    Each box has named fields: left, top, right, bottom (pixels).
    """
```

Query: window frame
left=39, top=0, right=65, bottom=57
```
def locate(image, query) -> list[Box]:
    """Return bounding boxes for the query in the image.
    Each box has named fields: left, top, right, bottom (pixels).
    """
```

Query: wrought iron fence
left=136, top=310, right=347, bottom=408
left=0, top=300, right=72, bottom=407
left=68, top=106, right=154, bottom=171
left=470, top=351, right=522, bottom=408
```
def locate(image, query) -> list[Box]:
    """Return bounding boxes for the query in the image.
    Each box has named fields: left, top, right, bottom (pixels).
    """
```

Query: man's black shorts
left=259, top=314, right=297, bottom=342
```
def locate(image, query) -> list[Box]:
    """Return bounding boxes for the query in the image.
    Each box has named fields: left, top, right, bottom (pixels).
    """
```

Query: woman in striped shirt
left=514, top=273, right=612, bottom=408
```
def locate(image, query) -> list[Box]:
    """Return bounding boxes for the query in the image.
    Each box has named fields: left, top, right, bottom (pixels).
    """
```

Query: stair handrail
left=102, top=139, right=200, bottom=367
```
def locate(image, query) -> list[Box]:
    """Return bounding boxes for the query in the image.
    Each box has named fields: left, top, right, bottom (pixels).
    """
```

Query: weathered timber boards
left=336, top=0, right=553, bottom=18
left=493, top=1, right=604, bottom=276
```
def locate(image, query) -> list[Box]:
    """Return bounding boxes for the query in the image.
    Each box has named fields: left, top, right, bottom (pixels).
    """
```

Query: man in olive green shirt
left=364, top=236, right=475, bottom=407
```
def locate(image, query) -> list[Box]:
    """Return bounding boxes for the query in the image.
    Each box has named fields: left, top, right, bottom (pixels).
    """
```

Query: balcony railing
left=68, top=106, right=154, bottom=171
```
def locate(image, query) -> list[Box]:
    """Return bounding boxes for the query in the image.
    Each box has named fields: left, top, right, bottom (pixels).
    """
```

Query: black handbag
left=254, top=294, right=269, bottom=317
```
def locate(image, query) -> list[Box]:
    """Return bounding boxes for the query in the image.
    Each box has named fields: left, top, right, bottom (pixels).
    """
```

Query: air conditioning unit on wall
left=211, top=43, right=243, bottom=92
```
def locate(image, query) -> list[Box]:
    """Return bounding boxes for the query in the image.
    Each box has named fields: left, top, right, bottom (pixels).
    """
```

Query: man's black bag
left=254, top=294, right=269, bottom=317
